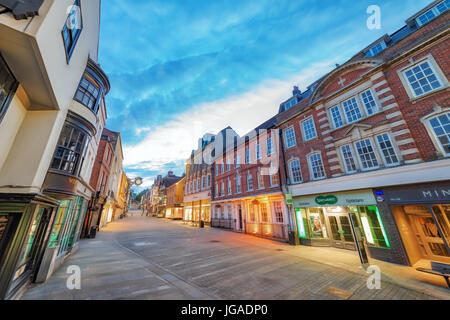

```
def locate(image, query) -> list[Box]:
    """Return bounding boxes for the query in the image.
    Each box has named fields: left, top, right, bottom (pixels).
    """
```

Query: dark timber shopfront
left=375, top=182, right=450, bottom=267
left=293, top=189, right=392, bottom=262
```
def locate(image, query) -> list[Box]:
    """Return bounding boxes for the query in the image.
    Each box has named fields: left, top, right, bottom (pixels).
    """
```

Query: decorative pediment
left=338, top=123, right=373, bottom=141
left=310, top=59, right=381, bottom=104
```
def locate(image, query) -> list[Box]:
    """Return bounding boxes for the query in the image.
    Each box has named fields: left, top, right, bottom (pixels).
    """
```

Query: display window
left=307, top=208, right=328, bottom=239
left=358, top=205, right=390, bottom=248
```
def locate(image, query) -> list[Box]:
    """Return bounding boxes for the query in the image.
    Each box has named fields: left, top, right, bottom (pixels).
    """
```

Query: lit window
left=284, top=127, right=296, bottom=148
left=429, top=113, right=450, bottom=155
left=330, top=105, right=344, bottom=129
left=341, top=145, right=357, bottom=173
left=360, top=90, right=377, bottom=116
left=358, top=206, right=390, bottom=248
left=355, top=139, right=379, bottom=170
left=62, top=0, right=83, bottom=62
left=302, top=118, right=317, bottom=141
left=270, top=174, right=279, bottom=187
left=274, top=202, right=284, bottom=223
left=260, top=203, right=269, bottom=222
left=376, top=133, right=399, bottom=166
left=289, top=160, right=303, bottom=184
left=249, top=205, right=256, bottom=222
left=342, top=97, right=363, bottom=123
left=403, top=61, right=442, bottom=97
left=308, top=154, right=326, bottom=180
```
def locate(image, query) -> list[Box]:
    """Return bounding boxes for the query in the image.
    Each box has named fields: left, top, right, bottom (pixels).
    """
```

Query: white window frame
left=301, top=117, right=317, bottom=141
left=267, top=137, right=273, bottom=155
left=227, top=179, right=232, bottom=195
left=424, top=110, right=450, bottom=157
left=288, top=159, right=303, bottom=184
left=236, top=174, right=241, bottom=193
left=256, top=143, right=261, bottom=160
left=330, top=105, right=344, bottom=129
left=359, top=89, right=378, bottom=116
left=284, top=127, right=297, bottom=149
left=340, top=144, right=358, bottom=174
left=354, top=138, right=380, bottom=171
left=245, top=146, right=251, bottom=164
left=247, top=173, right=253, bottom=191
left=375, top=133, right=400, bottom=167
left=307, top=153, right=326, bottom=180
left=342, top=97, right=363, bottom=124
left=399, top=55, right=448, bottom=100
left=416, top=1, right=449, bottom=26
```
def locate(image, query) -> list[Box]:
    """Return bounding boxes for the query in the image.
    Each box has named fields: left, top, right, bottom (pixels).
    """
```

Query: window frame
left=342, top=97, right=363, bottom=124
left=0, top=53, right=18, bottom=123
left=62, top=0, right=83, bottom=64
left=416, top=1, right=449, bottom=26
left=74, top=73, right=103, bottom=114
left=340, top=144, right=358, bottom=174
left=354, top=138, right=380, bottom=171
left=284, top=126, right=297, bottom=149
left=288, top=159, right=303, bottom=184
left=307, top=153, right=326, bottom=181
left=399, top=55, right=448, bottom=100
left=330, top=105, right=344, bottom=129
left=359, top=89, right=378, bottom=116
left=301, top=117, right=317, bottom=141
left=426, top=111, right=450, bottom=157
left=375, top=133, right=400, bottom=167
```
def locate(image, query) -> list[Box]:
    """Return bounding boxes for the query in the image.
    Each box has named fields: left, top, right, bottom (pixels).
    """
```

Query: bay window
left=0, top=54, right=17, bottom=122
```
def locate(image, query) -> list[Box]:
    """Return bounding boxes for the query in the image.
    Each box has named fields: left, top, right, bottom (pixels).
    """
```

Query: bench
left=416, top=262, right=450, bottom=288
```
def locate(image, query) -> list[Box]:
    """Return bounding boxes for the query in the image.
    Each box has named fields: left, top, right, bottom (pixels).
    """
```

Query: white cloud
left=123, top=61, right=335, bottom=171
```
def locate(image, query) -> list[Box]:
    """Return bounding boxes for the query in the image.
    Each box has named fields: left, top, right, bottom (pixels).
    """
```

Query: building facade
left=276, top=1, right=449, bottom=267
left=0, top=0, right=109, bottom=299
left=211, top=118, right=291, bottom=241
left=165, top=177, right=185, bottom=220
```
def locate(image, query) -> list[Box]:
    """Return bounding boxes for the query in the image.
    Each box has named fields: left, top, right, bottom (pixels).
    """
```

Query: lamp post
left=124, top=177, right=143, bottom=217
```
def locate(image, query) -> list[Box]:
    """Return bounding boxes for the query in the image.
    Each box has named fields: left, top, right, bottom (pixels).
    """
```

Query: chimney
left=293, top=86, right=301, bottom=96
left=168, top=171, right=174, bottom=176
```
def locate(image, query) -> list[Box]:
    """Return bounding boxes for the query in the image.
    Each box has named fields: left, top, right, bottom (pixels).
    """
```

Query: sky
left=98, top=0, right=432, bottom=190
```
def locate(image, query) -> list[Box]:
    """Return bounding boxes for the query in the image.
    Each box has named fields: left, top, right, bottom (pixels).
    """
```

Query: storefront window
left=358, top=206, right=390, bottom=248
left=13, top=208, right=45, bottom=280
left=295, top=208, right=308, bottom=239
left=431, top=204, right=450, bottom=250
left=48, top=200, right=72, bottom=248
left=0, top=214, right=9, bottom=244
left=260, top=203, right=268, bottom=222
left=307, top=208, right=328, bottom=238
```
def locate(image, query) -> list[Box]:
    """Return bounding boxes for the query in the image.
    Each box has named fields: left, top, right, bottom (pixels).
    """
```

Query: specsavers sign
left=293, top=189, right=376, bottom=208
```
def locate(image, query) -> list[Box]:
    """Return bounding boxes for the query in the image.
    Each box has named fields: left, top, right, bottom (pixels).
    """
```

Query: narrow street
left=20, top=210, right=446, bottom=300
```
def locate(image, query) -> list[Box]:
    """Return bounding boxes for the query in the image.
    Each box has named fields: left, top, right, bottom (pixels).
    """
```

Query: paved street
left=21, top=210, right=445, bottom=300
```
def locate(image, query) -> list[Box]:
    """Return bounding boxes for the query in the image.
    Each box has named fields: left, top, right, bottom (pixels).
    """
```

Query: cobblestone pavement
left=21, top=211, right=443, bottom=300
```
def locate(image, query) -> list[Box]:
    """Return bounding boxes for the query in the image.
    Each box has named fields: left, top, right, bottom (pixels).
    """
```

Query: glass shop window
left=307, top=208, right=328, bottom=239
left=48, top=200, right=72, bottom=248
left=432, top=204, right=450, bottom=248
left=358, top=206, right=390, bottom=248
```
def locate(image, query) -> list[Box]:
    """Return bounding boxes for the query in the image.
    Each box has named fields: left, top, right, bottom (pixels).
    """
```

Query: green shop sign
left=292, top=189, right=377, bottom=208
left=315, top=195, right=338, bottom=205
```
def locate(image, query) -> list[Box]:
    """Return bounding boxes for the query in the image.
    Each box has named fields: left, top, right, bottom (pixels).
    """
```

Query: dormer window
left=366, top=40, right=387, bottom=57
left=284, top=98, right=298, bottom=111
left=416, top=0, right=449, bottom=26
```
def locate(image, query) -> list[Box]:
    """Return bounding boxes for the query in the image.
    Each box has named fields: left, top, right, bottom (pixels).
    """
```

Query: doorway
left=327, top=214, right=356, bottom=250
left=401, top=205, right=450, bottom=264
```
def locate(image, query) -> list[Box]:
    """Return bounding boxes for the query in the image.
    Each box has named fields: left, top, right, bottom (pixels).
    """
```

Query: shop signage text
left=315, top=195, right=338, bottom=205
left=293, top=189, right=376, bottom=208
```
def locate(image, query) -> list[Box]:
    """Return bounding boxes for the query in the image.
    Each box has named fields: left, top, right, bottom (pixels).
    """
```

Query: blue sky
left=98, top=0, right=432, bottom=189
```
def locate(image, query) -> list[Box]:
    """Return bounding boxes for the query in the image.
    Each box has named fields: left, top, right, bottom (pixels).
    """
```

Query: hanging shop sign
left=293, top=189, right=376, bottom=208
left=285, top=193, right=293, bottom=205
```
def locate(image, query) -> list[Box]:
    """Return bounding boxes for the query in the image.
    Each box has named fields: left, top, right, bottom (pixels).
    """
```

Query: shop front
left=375, top=182, right=450, bottom=267
left=165, top=206, right=183, bottom=220
left=0, top=194, right=58, bottom=300
left=293, top=189, right=391, bottom=254
left=183, top=192, right=211, bottom=227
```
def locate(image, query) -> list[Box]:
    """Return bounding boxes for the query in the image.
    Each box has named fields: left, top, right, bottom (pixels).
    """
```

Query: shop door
left=238, top=205, right=243, bottom=231
left=328, top=214, right=356, bottom=250
left=404, top=205, right=450, bottom=263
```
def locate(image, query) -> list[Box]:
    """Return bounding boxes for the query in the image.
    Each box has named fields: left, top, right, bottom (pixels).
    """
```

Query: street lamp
left=124, top=177, right=143, bottom=217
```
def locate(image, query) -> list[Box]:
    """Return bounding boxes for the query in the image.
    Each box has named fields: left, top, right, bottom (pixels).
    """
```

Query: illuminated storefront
left=293, top=189, right=390, bottom=253
left=375, top=182, right=450, bottom=267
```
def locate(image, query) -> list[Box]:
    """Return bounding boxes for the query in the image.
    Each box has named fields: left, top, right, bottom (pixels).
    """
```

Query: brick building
left=81, top=129, right=116, bottom=238
left=211, top=117, right=291, bottom=240
left=276, top=1, right=449, bottom=267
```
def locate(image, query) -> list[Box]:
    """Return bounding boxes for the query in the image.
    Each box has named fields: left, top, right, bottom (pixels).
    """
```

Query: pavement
left=21, top=209, right=450, bottom=300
